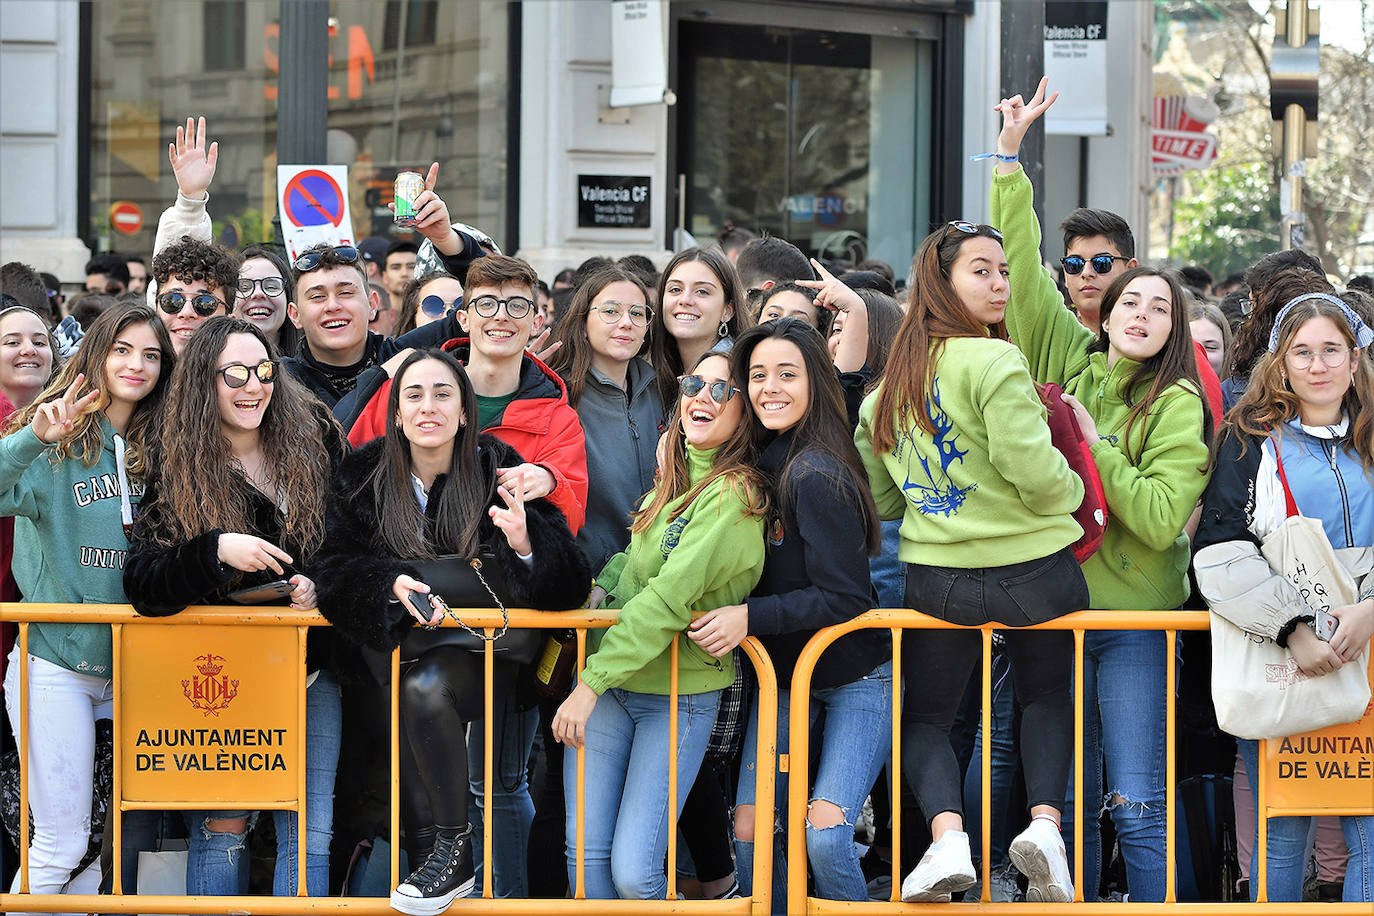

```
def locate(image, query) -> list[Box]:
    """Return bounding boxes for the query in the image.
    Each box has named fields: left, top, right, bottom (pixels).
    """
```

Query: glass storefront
left=86, top=0, right=511, bottom=257
left=679, top=20, right=934, bottom=269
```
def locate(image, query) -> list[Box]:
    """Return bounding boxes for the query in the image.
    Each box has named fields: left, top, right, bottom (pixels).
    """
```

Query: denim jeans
left=1237, top=738, right=1373, bottom=902
left=466, top=698, right=540, bottom=897
left=184, top=670, right=341, bottom=896
left=735, top=661, right=893, bottom=910
left=1063, top=629, right=1178, bottom=902
left=963, top=646, right=1017, bottom=870
left=563, top=687, right=721, bottom=899
left=4, top=650, right=110, bottom=900
left=870, top=519, right=906, bottom=610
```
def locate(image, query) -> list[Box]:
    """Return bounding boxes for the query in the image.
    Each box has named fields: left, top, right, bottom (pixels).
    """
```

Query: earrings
left=718, top=319, right=729, bottom=339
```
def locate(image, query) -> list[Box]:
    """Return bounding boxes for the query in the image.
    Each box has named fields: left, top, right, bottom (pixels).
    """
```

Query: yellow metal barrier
left=784, top=608, right=1373, bottom=915
left=0, top=603, right=778, bottom=915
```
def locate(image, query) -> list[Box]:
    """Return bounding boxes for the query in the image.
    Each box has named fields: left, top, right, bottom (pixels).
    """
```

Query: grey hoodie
left=571, top=357, right=664, bottom=572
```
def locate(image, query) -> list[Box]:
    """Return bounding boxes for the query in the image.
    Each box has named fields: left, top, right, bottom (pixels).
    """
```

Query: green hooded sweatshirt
left=855, top=336, right=1084, bottom=568
left=990, top=166, right=1211, bottom=610
left=0, top=418, right=143, bottom=677
left=579, top=444, right=765, bottom=697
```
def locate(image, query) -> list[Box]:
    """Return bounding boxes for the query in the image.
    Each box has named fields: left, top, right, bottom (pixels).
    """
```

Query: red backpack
left=1038, top=382, right=1108, bottom=563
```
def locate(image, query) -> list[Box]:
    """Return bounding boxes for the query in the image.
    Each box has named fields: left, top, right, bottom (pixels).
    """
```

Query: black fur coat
left=313, top=435, right=591, bottom=651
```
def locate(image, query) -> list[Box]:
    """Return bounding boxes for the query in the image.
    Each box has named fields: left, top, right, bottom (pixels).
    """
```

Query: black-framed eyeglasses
left=592, top=303, right=652, bottom=327
left=678, top=374, right=738, bottom=404
left=216, top=359, right=278, bottom=388
left=292, top=245, right=360, bottom=273
left=470, top=295, right=534, bottom=319
left=948, top=220, right=1003, bottom=241
left=420, top=294, right=462, bottom=318
left=1061, top=254, right=1128, bottom=276
left=237, top=276, right=286, bottom=298
left=157, top=291, right=224, bottom=317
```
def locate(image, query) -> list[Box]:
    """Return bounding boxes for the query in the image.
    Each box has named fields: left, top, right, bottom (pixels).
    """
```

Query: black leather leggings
left=398, top=647, right=520, bottom=847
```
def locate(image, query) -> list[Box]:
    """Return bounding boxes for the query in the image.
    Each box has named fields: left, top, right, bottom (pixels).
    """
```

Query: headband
left=0, top=304, right=48, bottom=326
left=1267, top=292, right=1374, bottom=352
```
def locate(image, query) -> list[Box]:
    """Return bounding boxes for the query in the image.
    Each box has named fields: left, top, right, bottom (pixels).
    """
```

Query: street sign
left=110, top=201, right=143, bottom=236
left=277, top=164, right=355, bottom=260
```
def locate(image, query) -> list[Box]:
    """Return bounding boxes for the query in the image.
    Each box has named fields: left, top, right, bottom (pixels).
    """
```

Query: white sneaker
left=1009, top=818, right=1074, bottom=903
left=900, top=830, right=977, bottom=903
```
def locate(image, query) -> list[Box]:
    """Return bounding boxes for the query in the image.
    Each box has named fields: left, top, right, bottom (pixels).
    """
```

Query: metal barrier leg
left=574, top=628, right=586, bottom=900
left=666, top=635, right=679, bottom=900
left=297, top=625, right=308, bottom=896
left=17, top=622, right=30, bottom=894
left=889, top=627, right=902, bottom=905
left=111, top=623, right=123, bottom=896
left=1073, top=628, right=1084, bottom=902
left=483, top=634, right=494, bottom=898
left=390, top=649, right=400, bottom=890
left=1165, top=628, right=1177, bottom=903
left=980, top=627, right=993, bottom=903
left=738, top=637, right=776, bottom=916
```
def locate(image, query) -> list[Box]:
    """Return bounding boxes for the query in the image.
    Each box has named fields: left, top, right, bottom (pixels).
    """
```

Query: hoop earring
left=718, top=319, right=729, bottom=339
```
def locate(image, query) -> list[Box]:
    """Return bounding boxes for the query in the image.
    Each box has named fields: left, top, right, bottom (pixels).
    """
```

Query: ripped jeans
left=735, top=661, right=893, bottom=909
left=1063, top=629, right=1179, bottom=902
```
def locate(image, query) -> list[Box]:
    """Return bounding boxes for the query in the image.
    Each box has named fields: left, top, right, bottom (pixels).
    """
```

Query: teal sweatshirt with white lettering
left=0, top=417, right=145, bottom=677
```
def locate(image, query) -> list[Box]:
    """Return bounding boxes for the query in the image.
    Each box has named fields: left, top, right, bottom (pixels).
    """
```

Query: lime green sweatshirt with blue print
left=0, top=419, right=143, bottom=677
left=990, top=166, right=1211, bottom=610
left=855, top=337, right=1084, bottom=569
left=579, top=444, right=765, bottom=696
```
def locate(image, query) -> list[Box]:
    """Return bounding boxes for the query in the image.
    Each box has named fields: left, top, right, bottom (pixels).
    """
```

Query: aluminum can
left=393, top=170, right=425, bottom=226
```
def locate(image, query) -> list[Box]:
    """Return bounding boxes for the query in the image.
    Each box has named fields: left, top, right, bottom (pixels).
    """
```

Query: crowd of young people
left=2, top=79, right=1372, bottom=913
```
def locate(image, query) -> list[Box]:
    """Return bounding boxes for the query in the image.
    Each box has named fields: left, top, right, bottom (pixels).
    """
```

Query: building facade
left=0, top=0, right=1153, bottom=283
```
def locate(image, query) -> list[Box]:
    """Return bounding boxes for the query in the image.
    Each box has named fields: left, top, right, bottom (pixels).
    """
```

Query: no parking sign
left=277, top=164, right=355, bottom=260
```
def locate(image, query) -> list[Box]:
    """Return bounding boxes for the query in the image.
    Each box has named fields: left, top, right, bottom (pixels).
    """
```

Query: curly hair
left=151, top=236, right=241, bottom=310
left=5, top=302, right=175, bottom=475
left=149, top=317, right=340, bottom=559
left=1230, top=267, right=1333, bottom=380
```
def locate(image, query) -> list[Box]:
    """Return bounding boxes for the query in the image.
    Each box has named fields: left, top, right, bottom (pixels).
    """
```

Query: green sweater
left=855, top=337, right=1083, bottom=568
left=579, top=445, right=765, bottom=696
left=0, top=419, right=143, bottom=677
left=990, top=166, right=1211, bottom=610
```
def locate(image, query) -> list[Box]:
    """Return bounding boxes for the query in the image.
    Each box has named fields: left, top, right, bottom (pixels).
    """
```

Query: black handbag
left=399, top=546, right=545, bottom=665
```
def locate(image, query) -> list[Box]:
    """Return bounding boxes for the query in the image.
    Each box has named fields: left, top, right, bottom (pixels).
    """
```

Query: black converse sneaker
left=390, top=825, right=475, bottom=915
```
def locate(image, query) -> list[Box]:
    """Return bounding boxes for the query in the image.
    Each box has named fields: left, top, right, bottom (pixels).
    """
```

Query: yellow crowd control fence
left=0, top=603, right=778, bottom=915
left=785, top=609, right=1373, bottom=915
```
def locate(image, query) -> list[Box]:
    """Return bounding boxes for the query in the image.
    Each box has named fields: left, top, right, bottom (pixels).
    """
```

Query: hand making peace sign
left=31, top=374, right=101, bottom=444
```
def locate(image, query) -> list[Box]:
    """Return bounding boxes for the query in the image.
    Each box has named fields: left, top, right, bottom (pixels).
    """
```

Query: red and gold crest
left=182, top=653, right=239, bottom=717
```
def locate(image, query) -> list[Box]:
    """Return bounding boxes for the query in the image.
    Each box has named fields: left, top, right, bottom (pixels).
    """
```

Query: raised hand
left=995, top=76, right=1059, bottom=162
left=489, top=473, right=532, bottom=556
left=796, top=257, right=863, bottom=314
left=216, top=532, right=293, bottom=575
left=31, top=375, right=101, bottom=444
left=169, top=116, right=218, bottom=200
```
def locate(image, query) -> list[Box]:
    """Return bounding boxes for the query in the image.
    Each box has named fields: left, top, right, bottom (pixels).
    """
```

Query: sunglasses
left=216, top=359, right=278, bottom=388
left=470, top=295, right=534, bottom=319
left=292, top=245, right=361, bottom=273
left=948, top=220, right=1003, bottom=241
left=237, top=276, right=286, bottom=298
left=420, top=294, right=463, bottom=318
left=157, top=291, right=223, bottom=317
left=1061, top=254, right=1128, bottom=276
left=679, top=374, right=738, bottom=404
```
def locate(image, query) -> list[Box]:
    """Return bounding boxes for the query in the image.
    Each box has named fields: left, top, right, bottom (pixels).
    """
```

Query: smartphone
left=406, top=590, right=448, bottom=622
left=1313, top=609, right=1339, bottom=642
left=227, top=580, right=294, bottom=605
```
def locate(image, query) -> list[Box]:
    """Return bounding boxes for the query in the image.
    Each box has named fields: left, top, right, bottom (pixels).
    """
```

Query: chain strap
left=438, top=558, right=509, bottom=642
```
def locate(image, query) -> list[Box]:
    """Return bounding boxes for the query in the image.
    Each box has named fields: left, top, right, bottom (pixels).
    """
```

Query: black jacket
left=313, top=435, right=590, bottom=652
left=746, top=431, right=887, bottom=689
left=123, top=408, right=348, bottom=673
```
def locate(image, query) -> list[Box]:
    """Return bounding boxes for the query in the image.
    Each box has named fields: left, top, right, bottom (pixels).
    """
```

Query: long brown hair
left=871, top=223, right=1007, bottom=452
left=151, top=317, right=337, bottom=557
left=1090, top=267, right=1213, bottom=461
left=631, top=350, right=767, bottom=534
left=732, top=318, right=880, bottom=555
left=1227, top=297, right=1374, bottom=474
left=545, top=265, right=651, bottom=407
left=361, top=349, right=495, bottom=559
left=648, top=247, right=754, bottom=408
left=6, top=301, right=175, bottom=475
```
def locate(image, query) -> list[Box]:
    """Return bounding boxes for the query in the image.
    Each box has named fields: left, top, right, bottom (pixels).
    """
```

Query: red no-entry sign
left=110, top=201, right=143, bottom=235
